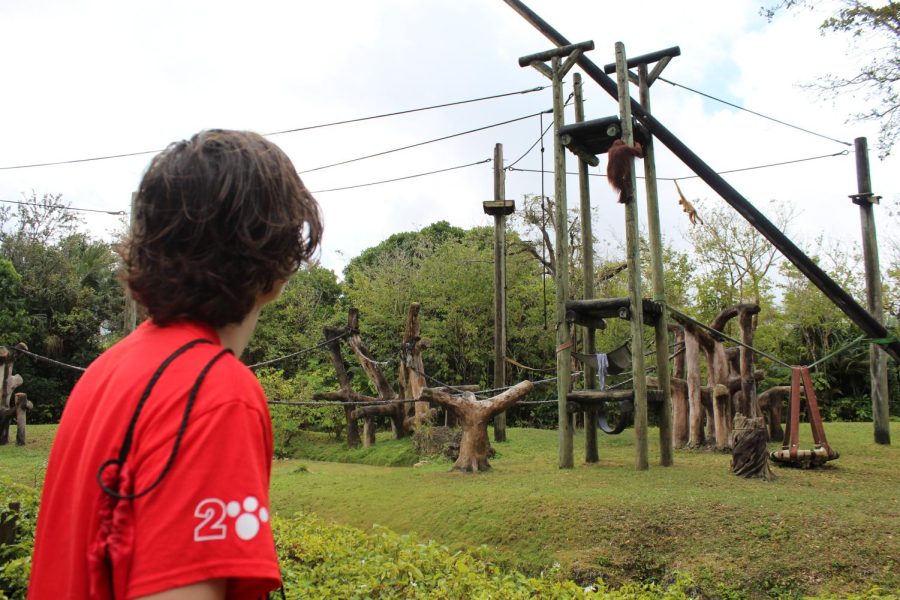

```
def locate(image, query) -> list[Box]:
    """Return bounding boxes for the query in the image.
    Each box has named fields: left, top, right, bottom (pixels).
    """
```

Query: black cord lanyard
left=97, top=338, right=231, bottom=500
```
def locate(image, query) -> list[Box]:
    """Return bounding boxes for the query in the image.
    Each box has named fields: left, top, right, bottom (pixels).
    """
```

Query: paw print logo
left=226, top=496, right=270, bottom=540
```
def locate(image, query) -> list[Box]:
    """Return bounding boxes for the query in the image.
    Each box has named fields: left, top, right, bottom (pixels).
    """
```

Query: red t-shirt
left=29, top=321, right=281, bottom=599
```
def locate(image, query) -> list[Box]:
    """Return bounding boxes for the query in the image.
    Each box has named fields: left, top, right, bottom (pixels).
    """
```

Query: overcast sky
left=1, top=0, right=897, bottom=277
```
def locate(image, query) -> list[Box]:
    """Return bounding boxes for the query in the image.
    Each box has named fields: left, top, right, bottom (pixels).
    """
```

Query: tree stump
left=14, top=393, right=31, bottom=446
left=731, top=413, right=775, bottom=480
left=420, top=381, right=533, bottom=472
left=0, top=373, right=23, bottom=447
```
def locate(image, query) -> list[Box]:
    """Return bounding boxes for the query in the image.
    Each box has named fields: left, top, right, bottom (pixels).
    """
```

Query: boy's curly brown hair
left=123, top=129, right=323, bottom=327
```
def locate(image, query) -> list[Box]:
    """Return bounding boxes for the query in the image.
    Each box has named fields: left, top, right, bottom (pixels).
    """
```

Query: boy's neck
left=215, top=307, right=261, bottom=358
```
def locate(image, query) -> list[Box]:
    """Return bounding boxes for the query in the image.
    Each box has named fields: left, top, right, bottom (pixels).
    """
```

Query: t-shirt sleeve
left=125, top=401, right=280, bottom=599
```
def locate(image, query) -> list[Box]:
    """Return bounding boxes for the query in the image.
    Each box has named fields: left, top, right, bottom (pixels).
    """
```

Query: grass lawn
left=4, top=421, right=899, bottom=598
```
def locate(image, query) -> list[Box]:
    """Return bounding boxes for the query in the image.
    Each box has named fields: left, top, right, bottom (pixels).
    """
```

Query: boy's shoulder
left=93, top=320, right=264, bottom=405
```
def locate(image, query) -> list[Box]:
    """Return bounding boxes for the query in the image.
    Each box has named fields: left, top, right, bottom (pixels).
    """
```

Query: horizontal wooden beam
left=518, top=40, right=594, bottom=67
left=602, top=46, right=681, bottom=74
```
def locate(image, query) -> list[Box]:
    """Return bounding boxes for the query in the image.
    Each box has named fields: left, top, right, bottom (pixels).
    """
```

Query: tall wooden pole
left=552, top=56, right=574, bottom=468
left=638, top=64, right=673, bottom=466
left=616, top=42, right=649, bottom=470
left=519, top=42, right=590, bottom=469
left=492, top=143, right=509, bottom=443
left=853, top=137, right=890, bottom=445
left=574, top=73, right=599, bottom=463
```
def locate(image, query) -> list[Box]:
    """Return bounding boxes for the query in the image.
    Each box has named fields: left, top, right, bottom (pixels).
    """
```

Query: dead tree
left=314, top=325, right=367, bottom=448
left=345, top=308, right=408, bottom=442
left=1, top=347, right=25, bottom=446
left=420, top=381, right=533, bottom=472
left=398, top=303, right=434, bottom=427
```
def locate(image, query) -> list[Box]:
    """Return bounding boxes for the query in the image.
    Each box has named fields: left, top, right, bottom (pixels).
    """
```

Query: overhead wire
left=298, top=109, right=551, bottom=174
left=507, top=149, right=850, bottom=181
left=658, top=76, right=853, bottom=147
left=310, top=158, right=491, bottom=194
left=504, top=91, right=572, bottom=171
left=266, top=85, right=548, bottom=136
left=0, top=198, right=125, bottom=216
left=0, top=85, right=548, bottom=171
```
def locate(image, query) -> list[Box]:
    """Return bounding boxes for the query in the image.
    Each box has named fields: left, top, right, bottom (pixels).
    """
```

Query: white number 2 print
left=193, top=498, right=227, bottom=541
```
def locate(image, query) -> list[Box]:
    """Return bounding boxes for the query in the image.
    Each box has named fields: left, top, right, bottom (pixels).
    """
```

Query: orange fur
left=606, top=139, right=643, bottom=203
left=674, top=180, right=703, bottom=226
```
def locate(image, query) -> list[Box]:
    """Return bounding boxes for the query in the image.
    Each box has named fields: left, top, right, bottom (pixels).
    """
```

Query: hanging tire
left=598, top=399, right=633, bottom=435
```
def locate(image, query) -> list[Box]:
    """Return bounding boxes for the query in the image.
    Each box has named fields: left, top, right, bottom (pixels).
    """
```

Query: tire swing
left=770, top=366, right=839, bottom=468
left=598, top=398, right=633, bottom=434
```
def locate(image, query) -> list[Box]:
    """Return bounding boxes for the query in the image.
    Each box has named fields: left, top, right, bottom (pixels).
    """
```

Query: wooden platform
left=566, top=297, right=662, bottom=329
left=566, top=388, right=665, bottom=406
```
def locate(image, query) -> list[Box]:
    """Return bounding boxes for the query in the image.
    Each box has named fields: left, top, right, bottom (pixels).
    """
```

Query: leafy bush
left=273, top=512, right=698, bottom=599
left=256, top=368, right=345, bottom=457
left=0, top=480, right=38, bottom=600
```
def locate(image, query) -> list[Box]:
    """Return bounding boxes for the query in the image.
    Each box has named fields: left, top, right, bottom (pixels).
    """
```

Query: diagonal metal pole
left=500, top=0, right=900, bottom=363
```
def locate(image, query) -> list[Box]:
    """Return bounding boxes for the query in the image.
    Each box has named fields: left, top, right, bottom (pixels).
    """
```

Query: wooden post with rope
left=518, top=39, right=593, bottom=469
left=483, top=144, right=515, bottom=443
left=852, top=137, right=890, bottom=446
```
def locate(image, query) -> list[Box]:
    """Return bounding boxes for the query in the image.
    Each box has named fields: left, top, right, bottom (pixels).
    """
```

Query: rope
left=473, top=372, right=582, bottom=398
left=505, top=356, right=555, bottom=373
left=268, top=398, right=420, bottom=407
left=806, top=334, right=866, bottom=368
left=355, top=352, right=395, bottom=367
left=247, top=332, right=350, bottom=370
left=10, top=346, right=86, bottom=372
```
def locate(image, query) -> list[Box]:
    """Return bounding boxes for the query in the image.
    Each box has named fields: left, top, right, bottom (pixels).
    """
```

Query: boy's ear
left=257, top=279, right=287, bottom=307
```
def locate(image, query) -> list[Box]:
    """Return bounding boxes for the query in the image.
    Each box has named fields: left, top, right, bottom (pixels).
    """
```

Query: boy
left=29, top=129, right=323, bottom=599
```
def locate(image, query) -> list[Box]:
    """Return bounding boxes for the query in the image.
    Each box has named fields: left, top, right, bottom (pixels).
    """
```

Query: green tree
left=765, top=0, right=900, bottom=157
left=0, top=195, right=124, bottom=422
left=0, top=258, right=32, bottom=346
left=247, top=262, right=344, bottom=377
left=686, top=199, right=794, bottom=323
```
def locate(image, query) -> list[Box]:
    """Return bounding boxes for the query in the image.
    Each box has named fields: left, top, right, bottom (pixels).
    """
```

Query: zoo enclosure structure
left=504, top=0, right=896, bottom=469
